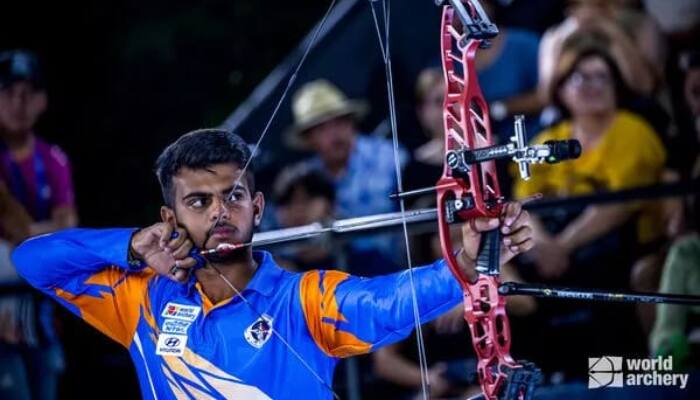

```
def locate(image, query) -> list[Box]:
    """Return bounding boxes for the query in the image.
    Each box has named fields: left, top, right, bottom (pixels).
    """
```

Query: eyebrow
left=181, top=185, right=247, bottom=201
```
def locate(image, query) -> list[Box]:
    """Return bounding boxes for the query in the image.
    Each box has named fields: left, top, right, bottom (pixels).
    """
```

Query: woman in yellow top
left=514, top=43, right=666, bottom=280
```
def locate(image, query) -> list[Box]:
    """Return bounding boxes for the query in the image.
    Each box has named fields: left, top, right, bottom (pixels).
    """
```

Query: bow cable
left=368, top=1, right=431, bottom=398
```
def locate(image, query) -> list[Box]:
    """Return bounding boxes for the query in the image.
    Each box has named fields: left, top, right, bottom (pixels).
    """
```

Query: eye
left=188, top=197, right=209, bottom=209
left=225, top=190, right=244, bottom=205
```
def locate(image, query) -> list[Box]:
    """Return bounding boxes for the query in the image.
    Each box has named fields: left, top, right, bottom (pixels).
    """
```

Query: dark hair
left=155, top=128, right=254, bottom=207
left=551, top=45, right=633, bottom=118
left=273, top=165, right=335, bottom=206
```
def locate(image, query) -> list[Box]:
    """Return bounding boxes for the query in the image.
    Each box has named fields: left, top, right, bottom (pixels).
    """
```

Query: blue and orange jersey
left=12, top=228, right=462, bottom=399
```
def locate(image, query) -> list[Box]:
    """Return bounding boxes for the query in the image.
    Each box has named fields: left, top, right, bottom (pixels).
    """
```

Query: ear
left=160, top=205, right=176, bottom=225
left=252, top=192, right=265, bottom=227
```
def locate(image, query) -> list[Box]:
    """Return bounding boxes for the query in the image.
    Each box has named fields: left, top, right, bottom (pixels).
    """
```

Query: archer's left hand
left=458, top=201, right=533, bottom=279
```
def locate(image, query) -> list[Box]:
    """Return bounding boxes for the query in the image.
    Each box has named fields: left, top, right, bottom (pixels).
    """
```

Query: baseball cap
left=0, top=50, right=44, bottom=89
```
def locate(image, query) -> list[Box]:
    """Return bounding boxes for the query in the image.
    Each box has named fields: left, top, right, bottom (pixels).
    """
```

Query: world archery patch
left=161, top=302, right=201, bottom=322
left=244, top=315, right=274, bottom=349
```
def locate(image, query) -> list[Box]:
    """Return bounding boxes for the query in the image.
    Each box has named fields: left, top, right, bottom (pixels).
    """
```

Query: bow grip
left=475, top=228, right=500, bottom=276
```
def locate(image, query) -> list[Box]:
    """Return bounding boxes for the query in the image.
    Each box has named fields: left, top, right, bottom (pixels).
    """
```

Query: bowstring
left=205, top=1, right=342, bottom=398
left=368, top=1, right=430, bottom=398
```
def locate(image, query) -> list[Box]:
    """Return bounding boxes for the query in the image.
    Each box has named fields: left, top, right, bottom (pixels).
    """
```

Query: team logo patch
left=156, top=333, right=187, bottom=356
left=161, top=302, right=201, bottom=322
left=244, top=315, right=274, bottom=349
left=162, top=319, right=191, bottom=335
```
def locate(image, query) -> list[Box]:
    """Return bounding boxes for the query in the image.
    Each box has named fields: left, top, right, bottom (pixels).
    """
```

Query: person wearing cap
left=286, top=79, right=407, bottom=276
left=0, top=49, right=76, bottom=400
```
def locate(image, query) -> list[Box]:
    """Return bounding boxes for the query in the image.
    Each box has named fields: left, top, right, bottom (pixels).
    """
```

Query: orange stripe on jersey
left=299, top=270, right=371, bottom=358
left=55, top=266, right=155, bottom=347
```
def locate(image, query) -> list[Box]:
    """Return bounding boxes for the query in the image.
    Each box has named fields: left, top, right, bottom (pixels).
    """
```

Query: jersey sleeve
left=298, top=260, right=462, bottom=358
left=12, top=228, right=155, bottom=347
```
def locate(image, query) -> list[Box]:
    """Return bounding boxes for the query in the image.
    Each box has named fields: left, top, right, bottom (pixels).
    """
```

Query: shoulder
left=669, top=234, right=700, bottom=262
left=612, top=111, right=665, bottom=150
left=35, top=137, right=71, bottom=168
left=299, top=269, right=351, bottom=295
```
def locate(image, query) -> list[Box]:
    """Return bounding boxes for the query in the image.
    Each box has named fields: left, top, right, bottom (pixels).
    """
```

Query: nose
left=210, top=196, right=231, bottom=222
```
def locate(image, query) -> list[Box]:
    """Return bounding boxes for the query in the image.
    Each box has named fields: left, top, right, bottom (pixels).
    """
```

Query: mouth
left=210, top=225, right=237, bottom=239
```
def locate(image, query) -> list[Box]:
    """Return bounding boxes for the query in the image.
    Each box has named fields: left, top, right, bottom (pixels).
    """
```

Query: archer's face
left=162, top=163, right=264, bottom=250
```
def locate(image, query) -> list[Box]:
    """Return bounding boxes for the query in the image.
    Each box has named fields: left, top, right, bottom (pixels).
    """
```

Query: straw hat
left=286, top=80, right=368, bottom=149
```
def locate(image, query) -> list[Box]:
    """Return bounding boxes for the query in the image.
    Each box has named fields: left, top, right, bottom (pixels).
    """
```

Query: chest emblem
left=244, top=315, right=274, bottom=349
left=156, top=333, right=187, bottom=356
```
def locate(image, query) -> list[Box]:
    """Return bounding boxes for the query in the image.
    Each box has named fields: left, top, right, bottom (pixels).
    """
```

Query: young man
left=0, top=49, right=76, bottom=400
left=12, top=129, right=533, bottom=399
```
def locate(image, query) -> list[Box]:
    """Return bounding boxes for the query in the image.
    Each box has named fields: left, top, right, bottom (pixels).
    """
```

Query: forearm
left=557, top=204, right=633, bottom=251
left=29, top=206, right=79, bottom=236
left=12, top=228, right=137, bottom=290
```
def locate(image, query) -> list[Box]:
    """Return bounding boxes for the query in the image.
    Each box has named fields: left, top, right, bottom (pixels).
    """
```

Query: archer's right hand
left=130, top=223, right=197, bottom=283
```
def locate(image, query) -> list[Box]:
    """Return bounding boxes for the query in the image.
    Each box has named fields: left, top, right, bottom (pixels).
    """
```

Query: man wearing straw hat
left=286, top=79, right=407, bottom=275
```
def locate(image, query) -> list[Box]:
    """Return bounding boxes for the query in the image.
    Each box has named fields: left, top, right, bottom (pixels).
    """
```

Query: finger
left=168, top=258, right=197, bottom=283
left=502, top=226, right=532, bottom=247
left=464, top=217, right=500, bottom=236
left=159, top=224, right=174, bottom=249
left=502, top=209, right=529, bottom=234
left=505, top=238, right=534, bottom=255
left=500, top=202, right=523, bottom=232
left=165, top=227, right=187, bottom=251
left=170, top=238, right=193, bottom=260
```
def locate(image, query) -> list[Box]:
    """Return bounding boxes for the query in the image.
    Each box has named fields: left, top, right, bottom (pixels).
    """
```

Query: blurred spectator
left=649, top=54, right=700, bottom=369
left=477, top=0, right=544, bottom=143
left=271, top=164, right=336, bottom=271
left=512, top=43, right=668, bottom=377
left=538, top=0, right=663, bottom=99
left=630, top=51, right=700, bottom=337
left=406, top=68, right=444, bottom=198
left=650, top=234, right=700, bottom=370
left=642, top=0, right=700, bottom=43
left=516, top=43, right=666, bottom=280
left=0, top=50, right=77, bottom=400
left=286, top=79, right=406, bottom=276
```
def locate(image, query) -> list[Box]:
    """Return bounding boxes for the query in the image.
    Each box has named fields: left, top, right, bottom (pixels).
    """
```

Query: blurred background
left=1, top=0, right=699, bottom=399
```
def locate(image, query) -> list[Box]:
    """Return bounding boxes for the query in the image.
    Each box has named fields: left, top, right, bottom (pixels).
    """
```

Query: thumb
left=461, top=217, right=499, bottom=259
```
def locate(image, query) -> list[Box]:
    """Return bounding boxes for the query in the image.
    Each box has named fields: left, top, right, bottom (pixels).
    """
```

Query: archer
left=12, top=129, right=533, bottom=399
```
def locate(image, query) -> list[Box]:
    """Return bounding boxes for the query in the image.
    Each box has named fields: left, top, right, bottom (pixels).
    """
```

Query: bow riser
left=437, top=3, right=535, bottom=399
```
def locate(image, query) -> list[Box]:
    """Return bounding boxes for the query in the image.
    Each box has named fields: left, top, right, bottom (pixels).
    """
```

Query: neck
left=2, top=131, right=33, bottom=155
left=323, top=158, right=348, bottom=178
left=571, top=112, right=615, bottom=143
left=195, top=247, right=258, bottom=304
